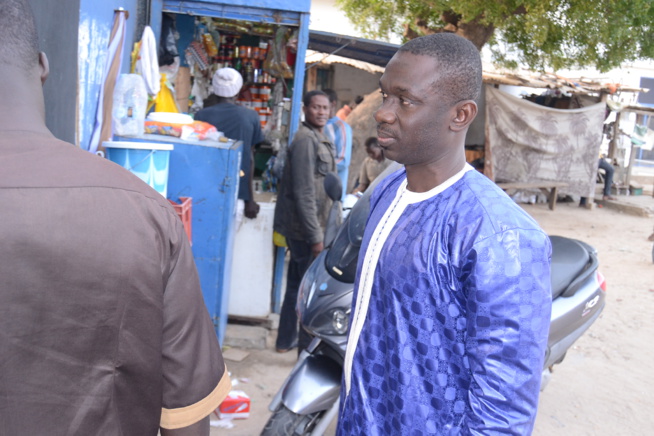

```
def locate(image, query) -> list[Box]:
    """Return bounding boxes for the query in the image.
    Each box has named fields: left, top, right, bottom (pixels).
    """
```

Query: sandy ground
left=213, top=197, right=654, bottom=435
left=530, top=201, right=654, bottom=435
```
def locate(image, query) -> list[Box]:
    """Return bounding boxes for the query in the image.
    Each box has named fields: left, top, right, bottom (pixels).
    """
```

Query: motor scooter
left=262, top=164, right=607, bottom=436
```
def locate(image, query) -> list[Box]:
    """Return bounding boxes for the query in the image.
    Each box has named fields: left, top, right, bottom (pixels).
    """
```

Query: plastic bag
left=112, top=74, right=148, bottom=136
left=151, top=74, right=180, bottom=113
left=159, top=13, right=179, bottom=66
left=181, top=121, right=222, bottom=141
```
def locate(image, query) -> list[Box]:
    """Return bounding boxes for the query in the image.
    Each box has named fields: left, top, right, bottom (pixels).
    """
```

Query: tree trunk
left=403, top=13, right=496, bottom=51
left=457, top=18, right=495, bottom=50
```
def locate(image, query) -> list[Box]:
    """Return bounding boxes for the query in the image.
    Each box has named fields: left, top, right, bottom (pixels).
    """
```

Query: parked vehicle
left=262, top=164, right=607, bottom=436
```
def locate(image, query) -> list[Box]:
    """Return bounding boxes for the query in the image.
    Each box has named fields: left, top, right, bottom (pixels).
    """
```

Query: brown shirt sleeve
left=160, top=220, right=231, bottom=429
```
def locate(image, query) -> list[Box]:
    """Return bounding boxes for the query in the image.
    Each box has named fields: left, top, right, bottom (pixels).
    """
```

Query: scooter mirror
left=323, top=172, right=342, bottom=202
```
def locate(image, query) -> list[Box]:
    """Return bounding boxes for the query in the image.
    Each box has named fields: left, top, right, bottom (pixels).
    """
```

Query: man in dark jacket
left=273, top=90, right=335, bottom=352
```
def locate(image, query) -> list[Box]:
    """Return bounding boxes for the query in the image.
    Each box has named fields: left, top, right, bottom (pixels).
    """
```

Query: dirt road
left=215, top=200, right=654, bottom=435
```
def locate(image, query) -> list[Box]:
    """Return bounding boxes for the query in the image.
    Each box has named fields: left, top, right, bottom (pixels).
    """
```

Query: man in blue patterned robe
left=337, top=33, right=552, bottom=435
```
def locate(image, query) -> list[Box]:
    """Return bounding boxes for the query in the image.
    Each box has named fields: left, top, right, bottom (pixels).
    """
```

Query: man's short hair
left=0, top=0, right=39, bottom=72
left=398, top=33, right=482, bottom=105
left=322, top=88, right=338, bottom=104
left=303, top=90, right=328, bottom=107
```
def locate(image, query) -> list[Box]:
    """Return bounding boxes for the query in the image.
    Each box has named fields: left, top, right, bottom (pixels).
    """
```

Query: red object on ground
left=168, top=197, right=192, bottom=244
left=217, top=390, right=251, bottom=419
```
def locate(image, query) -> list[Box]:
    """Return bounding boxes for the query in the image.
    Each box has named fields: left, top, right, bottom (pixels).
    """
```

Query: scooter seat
left=549, top=236, right=590, bottom=299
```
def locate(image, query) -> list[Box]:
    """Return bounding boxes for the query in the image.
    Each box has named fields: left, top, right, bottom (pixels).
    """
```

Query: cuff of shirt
left=160, top=367, right=232, bottom=429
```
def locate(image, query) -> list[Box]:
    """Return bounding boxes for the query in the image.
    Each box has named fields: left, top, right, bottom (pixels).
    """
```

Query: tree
left=336, top=0, right=654, bottom=72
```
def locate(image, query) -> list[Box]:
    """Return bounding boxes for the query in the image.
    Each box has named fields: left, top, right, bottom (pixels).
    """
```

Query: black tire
left=260, top=405, right=321, bottom=436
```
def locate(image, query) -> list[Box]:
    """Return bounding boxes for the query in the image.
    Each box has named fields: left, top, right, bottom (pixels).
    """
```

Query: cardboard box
left=218, top=390, right=250, bottom=419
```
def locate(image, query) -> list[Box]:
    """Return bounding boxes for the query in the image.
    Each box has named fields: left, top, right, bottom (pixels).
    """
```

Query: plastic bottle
left=113, top=74, right=148, bottom=136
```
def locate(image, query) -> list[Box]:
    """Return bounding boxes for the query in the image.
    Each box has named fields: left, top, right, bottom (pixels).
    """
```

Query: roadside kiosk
left=33, top=0, right=312, bottom=343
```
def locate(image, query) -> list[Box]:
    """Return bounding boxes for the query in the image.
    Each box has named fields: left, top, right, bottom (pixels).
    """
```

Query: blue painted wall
left=78, top=0, right=140, bottom=151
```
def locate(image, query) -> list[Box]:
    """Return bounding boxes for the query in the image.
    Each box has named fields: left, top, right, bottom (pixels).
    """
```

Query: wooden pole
left=609, top=111, right=621, bottom=160
left=626, top=114, right=645, bottom=190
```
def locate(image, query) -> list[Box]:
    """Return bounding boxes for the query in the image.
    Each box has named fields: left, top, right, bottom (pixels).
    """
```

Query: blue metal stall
left=113, top=134, right=242, bottom=344
left=145, top=0, right=312, bottom=338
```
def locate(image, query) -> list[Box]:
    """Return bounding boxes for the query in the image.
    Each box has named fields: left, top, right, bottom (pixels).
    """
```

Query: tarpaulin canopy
left=486, top=86, right=606, bottom=198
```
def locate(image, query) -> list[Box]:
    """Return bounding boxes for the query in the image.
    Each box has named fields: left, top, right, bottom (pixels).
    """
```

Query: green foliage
left=336, top=0, right=654, bottom=72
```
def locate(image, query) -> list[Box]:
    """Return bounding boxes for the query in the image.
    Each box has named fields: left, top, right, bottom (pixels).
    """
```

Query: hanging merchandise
left=268, top=27, right=293, bottom=80
left=135, top=26, right=161, bottom=96
left=190, top=74, right=210, bottom=112
left=159, top=14, right=179, bottom=66
left=186, top=40, right=210, bottom=71
left=202, top=31, right=219, bottom=58
left=112, top=74, right=148, bottom=136
left=130, top=40, right=141, bottom=74
left=285, top=30, right=298, bottom=69
left=153, top=13, right=297, bottom=157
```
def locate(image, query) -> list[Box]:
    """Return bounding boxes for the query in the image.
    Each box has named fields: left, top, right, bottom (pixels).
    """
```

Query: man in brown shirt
left=352, top=137, right=391, bottom=194
left=0, top=1, right=230, bottom=434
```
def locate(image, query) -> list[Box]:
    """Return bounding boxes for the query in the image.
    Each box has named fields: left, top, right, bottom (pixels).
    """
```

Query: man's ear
left=450, top=100, right=477, bottom=132
left=38, top=52, right=49, bottom=85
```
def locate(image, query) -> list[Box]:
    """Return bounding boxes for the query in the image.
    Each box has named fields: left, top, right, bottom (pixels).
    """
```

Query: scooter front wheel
left=261, top=405, right=321, bottom=436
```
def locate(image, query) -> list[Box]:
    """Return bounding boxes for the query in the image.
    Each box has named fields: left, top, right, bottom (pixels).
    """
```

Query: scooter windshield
left=325, top=162, right=402, bottom=283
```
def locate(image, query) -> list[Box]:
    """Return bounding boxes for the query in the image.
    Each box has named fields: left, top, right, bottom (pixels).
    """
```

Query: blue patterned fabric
left=338, top=168, right=552, bottom=435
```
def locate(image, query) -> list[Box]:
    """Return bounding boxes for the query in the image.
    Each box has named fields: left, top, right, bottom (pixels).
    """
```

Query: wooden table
left=496, top=181, right=569, bottom=211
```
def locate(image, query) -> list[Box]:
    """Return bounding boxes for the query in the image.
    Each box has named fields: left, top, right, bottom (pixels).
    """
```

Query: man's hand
left=311, top=242, right=324, bottom=258
left=244, top=200, right=260, bottom=219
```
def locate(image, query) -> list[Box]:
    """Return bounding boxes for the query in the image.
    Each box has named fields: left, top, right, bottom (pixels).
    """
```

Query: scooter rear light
left=596, top=271, right=607, bottom=292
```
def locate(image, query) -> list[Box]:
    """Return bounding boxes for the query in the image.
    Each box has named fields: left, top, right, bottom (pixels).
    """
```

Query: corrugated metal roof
left=308, top=30, right=398, bottom=67
left=482, top=70, right=647, bottom=95
left=305, top=50, right=385, bottom=74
